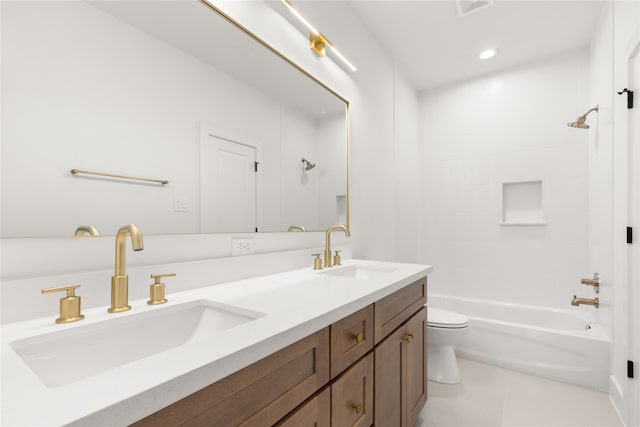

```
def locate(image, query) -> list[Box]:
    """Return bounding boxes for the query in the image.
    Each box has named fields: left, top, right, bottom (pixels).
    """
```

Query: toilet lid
left=428, top=307, right=469, bottom=329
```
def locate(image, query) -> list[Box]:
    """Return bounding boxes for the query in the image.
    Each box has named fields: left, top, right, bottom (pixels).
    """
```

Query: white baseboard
left=609, top=375, right=627, bottom=427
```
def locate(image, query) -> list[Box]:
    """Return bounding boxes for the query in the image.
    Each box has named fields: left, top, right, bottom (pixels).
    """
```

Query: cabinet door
left=374, top=308, right=428, bottom=427
left=374, top=325, right=405, bottom=427
left=331, top=353, right=374, bottom=427
left=405, top=307, right=427, bottom=427
left=331, top=305, right=374, bottom=378
left=275, top=387, right=330, bottom=427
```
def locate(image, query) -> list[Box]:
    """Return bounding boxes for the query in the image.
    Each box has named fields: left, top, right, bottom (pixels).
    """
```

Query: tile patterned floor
left=415, top=358, right=624, bottom=427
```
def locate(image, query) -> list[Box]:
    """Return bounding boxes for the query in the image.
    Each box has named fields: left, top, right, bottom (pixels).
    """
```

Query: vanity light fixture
left=282, top=0, right=320, bottom=36
left=281, top=0, right=357, bottom=72
left=479, top=49, right=496, bottom=59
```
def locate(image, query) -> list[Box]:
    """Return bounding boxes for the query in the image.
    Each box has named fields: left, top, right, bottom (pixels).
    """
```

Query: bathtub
left=429, top=294, right=610, bottom=391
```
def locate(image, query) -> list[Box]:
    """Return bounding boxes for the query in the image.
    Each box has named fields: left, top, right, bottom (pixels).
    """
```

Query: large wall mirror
left=1, top=0, right=349, bottom=237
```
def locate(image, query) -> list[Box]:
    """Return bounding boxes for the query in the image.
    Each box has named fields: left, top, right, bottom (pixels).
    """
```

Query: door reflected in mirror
left=1, top=0, right=349, bottom=237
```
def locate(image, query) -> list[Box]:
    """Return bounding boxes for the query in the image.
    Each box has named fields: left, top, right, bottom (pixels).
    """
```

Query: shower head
left=567, top=105, right=598, bottom=129
left=301, top=158, right=316, bottom=171
left=567, top=120, right=590, bottom=129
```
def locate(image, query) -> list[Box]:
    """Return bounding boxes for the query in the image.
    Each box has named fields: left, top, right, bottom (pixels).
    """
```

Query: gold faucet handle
left=580, top=273, right=600, bottom=293
left=311, top=254, right=323, bottom=270
left=333, top=250, right=342, bottom=266
left=148, top=273, right=175, bottom=305
left=151, top=273, right=176, bottom=283
left=41, top=284, right=85, bottom=324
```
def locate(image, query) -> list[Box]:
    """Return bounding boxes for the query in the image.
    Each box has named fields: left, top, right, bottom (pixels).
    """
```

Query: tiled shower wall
left=418, top=50, right=591, bottom=309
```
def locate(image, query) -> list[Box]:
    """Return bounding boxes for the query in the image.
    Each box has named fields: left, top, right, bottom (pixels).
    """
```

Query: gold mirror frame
left=198, top=0, right=351, bottom=233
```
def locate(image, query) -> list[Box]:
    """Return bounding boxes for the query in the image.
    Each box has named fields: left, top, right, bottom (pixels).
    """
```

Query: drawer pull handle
left=351, top=332, right=364, bottom=344
left=403, top=333, right=414, bottom=342
left=351, top=403, right=362, bottom=414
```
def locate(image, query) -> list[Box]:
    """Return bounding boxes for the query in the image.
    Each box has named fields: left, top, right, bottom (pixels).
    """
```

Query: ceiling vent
left=455, top=0, right=494, bottom=18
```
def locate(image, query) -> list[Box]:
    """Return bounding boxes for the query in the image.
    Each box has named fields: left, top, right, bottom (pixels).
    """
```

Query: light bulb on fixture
left=282, top=0, right=319, bottom=36
left=281, top=0, right=356, bottom=72
left=479, top=49, right=496, bottom=59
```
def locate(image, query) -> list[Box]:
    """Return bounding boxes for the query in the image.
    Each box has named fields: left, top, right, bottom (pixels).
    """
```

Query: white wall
left=279, top=105, right=319, bottom=231
left=393, top=69, right=421, bottom=263
left=418, top=50, right=591, bottom=309
left=588, top=0, right=618, bottom=406
left=316, top=113, right=348, bottom=228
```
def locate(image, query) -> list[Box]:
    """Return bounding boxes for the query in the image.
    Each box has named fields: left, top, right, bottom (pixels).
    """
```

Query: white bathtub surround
left=430, top=294, right=609, bottom=391
left=416, top=358, right=623, bottom=427
left=419, top=50, right=590, bottom=310
left=1, top=260, right=431, bottom=426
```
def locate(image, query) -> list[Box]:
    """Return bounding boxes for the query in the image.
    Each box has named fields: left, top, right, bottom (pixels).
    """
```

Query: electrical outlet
left=232, top=238, right=254, bottom=256
left=174, top=197, right=188, bottom=212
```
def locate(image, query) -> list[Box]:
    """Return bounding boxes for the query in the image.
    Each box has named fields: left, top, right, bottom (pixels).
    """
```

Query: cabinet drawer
left=331, top=353, right=374, bottom=427
left=131, top=328, right=330, bottom=427
left=374, top=278, right=426, bottom=344
left=275, top=387, right=330, bottom=427
left=330, top=305, right=374, bottom=378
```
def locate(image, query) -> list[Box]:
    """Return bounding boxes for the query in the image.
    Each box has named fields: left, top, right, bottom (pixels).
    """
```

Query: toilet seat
left=428, top=307, right=469, bottom=329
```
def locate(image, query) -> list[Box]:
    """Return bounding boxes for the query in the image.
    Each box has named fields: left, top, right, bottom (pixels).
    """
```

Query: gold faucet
left=324, top=224, right=350, bottom=268
left=109, top=224, right=144, bottom=313
left=571, top=295, right=599, bottom=308
left=74, top=225, right=100, bottom=237
left=287, top=225, right=307, bottom=232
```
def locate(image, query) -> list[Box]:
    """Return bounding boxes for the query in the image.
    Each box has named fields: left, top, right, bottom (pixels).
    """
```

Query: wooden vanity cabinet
left=131, top=328, right=330, bottom=427
left=374, top=278, right=426, bottom=344
left=375, top=307, right=427, bottom=427
left=331, top=353, right=374, bottom=427
left=330, top=305, right=374, bottom=379
left=275, top=388, right=331, bottom=427
left=133, top=277, right=427, bottom=427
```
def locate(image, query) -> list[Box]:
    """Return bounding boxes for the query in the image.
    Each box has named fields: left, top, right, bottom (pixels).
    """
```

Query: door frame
left=625, top=36, right=640, bottom=427
left=199, top=123, right=264, bottom=233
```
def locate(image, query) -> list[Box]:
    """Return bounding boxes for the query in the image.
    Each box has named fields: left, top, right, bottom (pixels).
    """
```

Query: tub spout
left=571, top=295, right=599, bottom=308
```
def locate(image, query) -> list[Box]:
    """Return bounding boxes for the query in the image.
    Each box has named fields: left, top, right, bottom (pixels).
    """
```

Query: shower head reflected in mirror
left=567, top=105, right=599, bottom=129
left=301, top=158, right=316, bottom=171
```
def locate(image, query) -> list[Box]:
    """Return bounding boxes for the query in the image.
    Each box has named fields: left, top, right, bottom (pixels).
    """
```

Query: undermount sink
left=321, top=264, right=398, bottom=280
left=10, top=300, right=264, bottom=388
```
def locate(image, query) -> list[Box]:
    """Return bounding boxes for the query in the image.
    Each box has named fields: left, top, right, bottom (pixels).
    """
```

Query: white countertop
left=1, top=259, right=431, bottom=426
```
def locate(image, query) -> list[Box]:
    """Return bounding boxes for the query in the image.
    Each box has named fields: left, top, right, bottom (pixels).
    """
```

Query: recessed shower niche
left=500, top=180, right=546, bottom=225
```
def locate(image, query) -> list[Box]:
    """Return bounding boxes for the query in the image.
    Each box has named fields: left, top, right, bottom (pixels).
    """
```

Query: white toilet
left=427, top=307, right=469, bottom=384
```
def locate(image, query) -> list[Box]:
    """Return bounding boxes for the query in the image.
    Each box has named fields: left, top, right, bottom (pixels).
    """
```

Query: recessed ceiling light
left=479, top=49, right=496, bottom=59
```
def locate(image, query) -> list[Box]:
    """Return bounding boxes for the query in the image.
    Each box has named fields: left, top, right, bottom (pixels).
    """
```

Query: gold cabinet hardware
left=351, top=403, right=362, bottom=414
left=311, top=253, right=323, bottom=270
left=580, top=272, right=600, bottom=293
left=324, top=224, right=350, bottom=268
left=333, top=250, right=342, bottom=266
left=402, top=332, right=414, bottom=342
left=148, top=273, right=175, bottom=305
left=351, top=332, right=364, bottom=344
left=42, top=284, right=85, bottom=324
